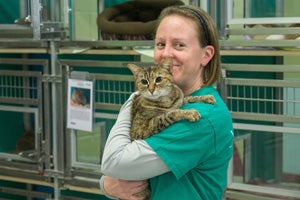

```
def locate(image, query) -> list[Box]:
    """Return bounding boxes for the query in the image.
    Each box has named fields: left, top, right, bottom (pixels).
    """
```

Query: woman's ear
left=200, top=45, right=215, bottom=67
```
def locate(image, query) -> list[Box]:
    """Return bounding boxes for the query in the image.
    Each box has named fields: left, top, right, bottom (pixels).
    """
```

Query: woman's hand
left=103, top=176, right=149, bottom=200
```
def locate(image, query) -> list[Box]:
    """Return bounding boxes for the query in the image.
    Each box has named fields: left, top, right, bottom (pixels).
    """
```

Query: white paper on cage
left=67, top=78, right=94, bottom=132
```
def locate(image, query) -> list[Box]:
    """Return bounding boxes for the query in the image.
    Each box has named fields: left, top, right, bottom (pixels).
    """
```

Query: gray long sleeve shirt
left=101, top=92, right=170, bottom=180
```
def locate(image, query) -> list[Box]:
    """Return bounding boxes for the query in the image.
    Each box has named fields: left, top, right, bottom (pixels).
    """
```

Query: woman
left=100, top=5, right=233, bottom=200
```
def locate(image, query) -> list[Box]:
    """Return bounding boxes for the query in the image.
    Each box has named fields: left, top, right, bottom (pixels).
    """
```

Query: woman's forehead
left=156, top=15, right=198, bottom=40
left=160, top=14, right=195, bottom=25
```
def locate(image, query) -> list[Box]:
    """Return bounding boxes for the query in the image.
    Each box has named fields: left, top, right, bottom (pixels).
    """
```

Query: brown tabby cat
left=127, top=57, right=216, bottom=199
left=128, top=57, right=215, bottom=140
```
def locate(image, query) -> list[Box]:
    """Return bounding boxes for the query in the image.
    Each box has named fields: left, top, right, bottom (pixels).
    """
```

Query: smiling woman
left=100, top=5, right=233, bottom=200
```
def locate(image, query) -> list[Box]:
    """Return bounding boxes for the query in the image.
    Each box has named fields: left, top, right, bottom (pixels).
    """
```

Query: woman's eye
left=175, top=43, right=185, bottom=49
left=155, top=42, right=165, bottom=49
left=141, top=79, right=148, bottom=85
left=155, top=77, right=162, bottom=83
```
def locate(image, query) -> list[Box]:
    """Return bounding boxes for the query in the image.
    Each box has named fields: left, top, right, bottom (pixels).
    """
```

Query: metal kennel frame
left=0, top=58, right=53, bottom=198
left=220, top=63, right=300, bottom=128
left=220, top=63, right=300, bottom=199
left=58, top=58, right=137, bottom=193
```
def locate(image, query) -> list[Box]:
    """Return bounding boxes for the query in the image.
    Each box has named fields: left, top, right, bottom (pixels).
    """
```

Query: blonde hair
left=155, top=5, right=221, bottom=85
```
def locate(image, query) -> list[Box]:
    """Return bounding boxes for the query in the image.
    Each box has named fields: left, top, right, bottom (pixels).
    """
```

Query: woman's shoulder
left=183, top=86, right=230, bottom=120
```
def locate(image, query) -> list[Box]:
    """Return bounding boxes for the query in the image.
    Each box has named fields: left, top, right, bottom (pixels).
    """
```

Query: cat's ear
left=160, top=57, right=173, bottom=72
left=128, top=64, right=143, bottom=78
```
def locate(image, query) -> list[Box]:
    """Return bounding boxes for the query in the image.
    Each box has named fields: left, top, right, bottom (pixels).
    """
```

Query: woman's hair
left=155, top=5, right=221, bottom=85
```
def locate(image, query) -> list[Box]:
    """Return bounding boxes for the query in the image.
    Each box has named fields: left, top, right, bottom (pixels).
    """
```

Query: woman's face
left=154, top=15, right=212, bottom=95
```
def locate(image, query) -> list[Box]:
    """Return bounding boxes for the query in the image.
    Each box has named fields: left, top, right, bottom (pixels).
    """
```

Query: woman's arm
left=101, top=93, right=169, bottom=180
left=100, top=176, right=149, bottom=200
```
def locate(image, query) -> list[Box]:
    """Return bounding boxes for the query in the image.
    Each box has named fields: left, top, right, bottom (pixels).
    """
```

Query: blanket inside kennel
left=97, top=0, right=184, bottom=40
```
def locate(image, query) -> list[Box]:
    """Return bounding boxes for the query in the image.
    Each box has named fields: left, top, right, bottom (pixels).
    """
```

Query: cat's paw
left=205, top=95, right=216, bottom=104
left=186, top=109, right=200, bottom=121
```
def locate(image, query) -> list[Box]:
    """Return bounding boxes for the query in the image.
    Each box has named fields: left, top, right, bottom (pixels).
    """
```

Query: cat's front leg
left=184, top=95, right=216, bottom=104
left=172, top=109, right=200, bottom=122
left=148, top=109, right=200, bottom=134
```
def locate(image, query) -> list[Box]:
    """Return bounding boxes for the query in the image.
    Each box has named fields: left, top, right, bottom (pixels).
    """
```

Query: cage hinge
left=44, top=169, right=64, bottom=179
left=42, top=74, right=62, bottom=83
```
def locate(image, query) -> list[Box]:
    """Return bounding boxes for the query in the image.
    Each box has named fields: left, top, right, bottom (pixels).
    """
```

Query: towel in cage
left=97, top=0, right=184, bottom=40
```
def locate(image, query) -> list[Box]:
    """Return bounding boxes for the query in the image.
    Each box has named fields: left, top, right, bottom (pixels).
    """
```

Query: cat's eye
left=155, top=77, right=162, bottom=83
left=141, top=79, right=148, bottom=85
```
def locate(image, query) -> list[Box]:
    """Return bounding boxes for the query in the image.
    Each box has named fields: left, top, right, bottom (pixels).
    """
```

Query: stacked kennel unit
left=219, top=1, right=300, bottom=199
left=57, top=45, right=141, bottom=195
left=220, top=59, right=300, bottom=199
left=0, top=53, right=53, bottom=199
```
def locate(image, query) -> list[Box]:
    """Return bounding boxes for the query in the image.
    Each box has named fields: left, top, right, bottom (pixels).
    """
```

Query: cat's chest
left=136, top=96, right=182, bottom=110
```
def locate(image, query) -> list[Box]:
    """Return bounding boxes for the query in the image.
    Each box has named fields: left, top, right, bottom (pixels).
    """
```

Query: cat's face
left=72, top=89, right=87, bottom=105
left=128, top=57, right=174, bottom=100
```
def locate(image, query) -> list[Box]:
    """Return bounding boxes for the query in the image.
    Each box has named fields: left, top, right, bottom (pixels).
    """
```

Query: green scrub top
left=145, top=86, right=234, bottom=200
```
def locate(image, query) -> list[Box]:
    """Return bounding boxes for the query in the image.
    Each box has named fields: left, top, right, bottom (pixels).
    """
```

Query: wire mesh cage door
left=0, top=58, right=51, bottom=179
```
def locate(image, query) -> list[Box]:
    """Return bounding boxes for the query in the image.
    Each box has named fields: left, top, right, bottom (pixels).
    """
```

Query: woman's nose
left=161, top=45, right=174, bottom=58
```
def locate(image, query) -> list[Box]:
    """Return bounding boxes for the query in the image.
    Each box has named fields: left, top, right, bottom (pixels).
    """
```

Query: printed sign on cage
left=67, top=78, right=94, bottom=132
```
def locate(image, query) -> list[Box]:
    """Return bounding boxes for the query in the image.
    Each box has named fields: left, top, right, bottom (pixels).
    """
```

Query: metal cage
left=58, top=58, right=138, bottom=192
left=221, top=63, right=300, bottom=199
left=0, top=58, right=52, bottom=189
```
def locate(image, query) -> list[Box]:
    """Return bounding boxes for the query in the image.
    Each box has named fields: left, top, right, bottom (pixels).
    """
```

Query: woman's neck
left=182, top=83, right=204, bottom=96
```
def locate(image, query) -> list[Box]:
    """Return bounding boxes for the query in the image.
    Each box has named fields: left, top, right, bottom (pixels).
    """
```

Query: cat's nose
left=148, top=86, right=155, bottom=94
left=149, top=88, right=155, bottom=94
